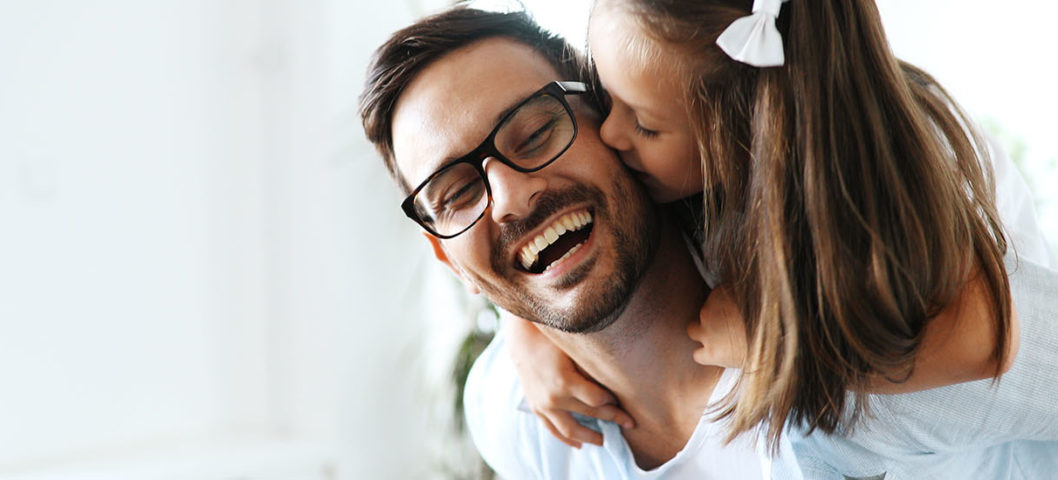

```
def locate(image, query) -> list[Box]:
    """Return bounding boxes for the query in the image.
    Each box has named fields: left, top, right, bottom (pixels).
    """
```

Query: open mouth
left=516, top=209, right=594, bottom=274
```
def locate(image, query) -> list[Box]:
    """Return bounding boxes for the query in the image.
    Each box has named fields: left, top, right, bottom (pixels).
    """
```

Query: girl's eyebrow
left=602, top=79, right=668, bottom=122
left=627, top=99, right=667, bottom=123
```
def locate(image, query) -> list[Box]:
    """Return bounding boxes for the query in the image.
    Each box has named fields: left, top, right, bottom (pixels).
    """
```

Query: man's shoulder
left=463, top=330, right=550, bottom=479
left=464, top=331, right=630, bottom=479
left=464, top=329, right=519, bottom=417
left=463, top=337, right=776, bottom=479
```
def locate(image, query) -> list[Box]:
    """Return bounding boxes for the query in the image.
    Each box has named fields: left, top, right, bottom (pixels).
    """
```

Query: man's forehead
left=391, top=38, right=563, bottom=186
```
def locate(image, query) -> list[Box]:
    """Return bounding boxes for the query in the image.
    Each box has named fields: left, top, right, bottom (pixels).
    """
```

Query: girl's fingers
left=586, top=403, right=636, bottom=430
left=687, top=321, right=706, bottom=342
left=566, top=375, right=637, bottom=429
left=539, top=414, right=583, bottom=449
left=692, top=345, right=714, bottom=366
left=699, top=298, right=715, bottom=319
left=543, top=410, right=604, bottom=446
left=558, top=396, right=636, bottom=430
left=567, top=376, right=616, bottom=407
left=534, top=397, right=637, bottom=446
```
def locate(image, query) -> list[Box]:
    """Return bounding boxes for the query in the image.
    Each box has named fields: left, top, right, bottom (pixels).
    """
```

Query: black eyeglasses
left=401, top=81, right=588, bottom=239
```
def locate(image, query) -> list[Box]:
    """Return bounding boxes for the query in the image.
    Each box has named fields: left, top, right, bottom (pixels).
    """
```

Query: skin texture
left=392, top=38, right=659, bottom=335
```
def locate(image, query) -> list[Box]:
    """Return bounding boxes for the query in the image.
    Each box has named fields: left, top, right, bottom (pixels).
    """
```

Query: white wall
left=875, top=0, right=1058, bottom=257
left=0, top=0, right=459, bottom=479
left=0, top=0, right=236, bottom=464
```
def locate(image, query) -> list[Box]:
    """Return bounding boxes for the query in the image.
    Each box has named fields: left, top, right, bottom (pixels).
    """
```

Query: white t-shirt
left=463, top=331, right=802, bottom=479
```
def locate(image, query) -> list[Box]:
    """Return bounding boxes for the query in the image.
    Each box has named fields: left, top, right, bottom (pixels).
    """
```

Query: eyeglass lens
left=412, top=93, right=574, bottom=236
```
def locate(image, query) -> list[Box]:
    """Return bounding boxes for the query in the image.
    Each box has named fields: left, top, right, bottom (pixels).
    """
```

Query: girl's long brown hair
left=610, top=0, right=1012, bottom=449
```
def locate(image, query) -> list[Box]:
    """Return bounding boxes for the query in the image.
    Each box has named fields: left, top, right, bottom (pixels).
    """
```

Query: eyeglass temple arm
left=555, top=81, right=588, bottom=94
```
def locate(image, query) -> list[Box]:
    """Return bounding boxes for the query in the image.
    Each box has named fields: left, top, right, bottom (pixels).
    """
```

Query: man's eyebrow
left=424, top=88, right=535, bottom=175
left=492, top=90, right=530, bottom=127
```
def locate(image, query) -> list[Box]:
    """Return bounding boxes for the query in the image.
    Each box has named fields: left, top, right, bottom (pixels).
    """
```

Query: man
left=358, top=7, right=787, bottom=479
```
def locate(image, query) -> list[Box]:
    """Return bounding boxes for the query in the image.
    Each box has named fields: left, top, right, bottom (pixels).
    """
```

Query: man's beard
left=481, top=177, right=659, bottom=334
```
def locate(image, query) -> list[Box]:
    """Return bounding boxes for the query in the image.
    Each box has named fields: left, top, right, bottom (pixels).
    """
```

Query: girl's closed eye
left=634, top=122, right=659, bottom=138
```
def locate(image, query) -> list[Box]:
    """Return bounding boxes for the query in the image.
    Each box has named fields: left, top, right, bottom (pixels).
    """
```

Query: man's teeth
left=518, top=210, right=593, bottom=271
left=545, top=243, right=582, bottom=272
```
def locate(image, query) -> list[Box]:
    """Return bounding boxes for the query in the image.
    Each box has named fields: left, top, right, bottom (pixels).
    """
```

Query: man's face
left=390, top=38, right=659, bottom=333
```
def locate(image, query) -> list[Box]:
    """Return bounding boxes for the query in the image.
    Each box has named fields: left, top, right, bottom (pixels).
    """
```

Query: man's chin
left=508, top=276, right=635, bottom=335
left=543, top=296, right=631, bottom=334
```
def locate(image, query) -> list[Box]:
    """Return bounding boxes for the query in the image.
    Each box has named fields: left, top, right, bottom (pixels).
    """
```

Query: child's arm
left=503, top=312, right=636, bottom=448
left=866, top=269, right=1020, bottom=394
left=688, top=273, right=1020, bottom=393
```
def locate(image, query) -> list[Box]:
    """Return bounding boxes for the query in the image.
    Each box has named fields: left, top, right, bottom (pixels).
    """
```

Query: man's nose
left=483, top=157, right=545, bottom=223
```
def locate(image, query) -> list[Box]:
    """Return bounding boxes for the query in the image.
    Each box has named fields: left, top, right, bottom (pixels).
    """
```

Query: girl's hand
left=687, top=286, right=747, bottom=368
left=505, top=315, right=636, bottom=448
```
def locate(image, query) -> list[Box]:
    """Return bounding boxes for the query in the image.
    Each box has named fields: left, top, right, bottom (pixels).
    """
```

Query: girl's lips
left=631, top=170, right=664, bottom=195
left=623, top=160, right=647, bottom=175
left=620, top=158, right=653, bottom=185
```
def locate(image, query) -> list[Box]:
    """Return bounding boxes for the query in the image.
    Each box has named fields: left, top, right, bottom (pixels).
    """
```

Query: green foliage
left=981, top=117, right=1029, bottom=172
left=452, top=323, right=497, bottom=433
left=446, top=302, right=498, bottom=480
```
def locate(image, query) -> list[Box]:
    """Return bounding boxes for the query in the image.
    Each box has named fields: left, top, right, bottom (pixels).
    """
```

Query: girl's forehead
left=589, top=4, right=678, bottom=78
left=589, top=12, right=684, bottom=112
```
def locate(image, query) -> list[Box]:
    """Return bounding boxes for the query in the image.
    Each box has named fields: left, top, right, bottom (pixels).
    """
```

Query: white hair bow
left=716, top=0, right=790, bottom=67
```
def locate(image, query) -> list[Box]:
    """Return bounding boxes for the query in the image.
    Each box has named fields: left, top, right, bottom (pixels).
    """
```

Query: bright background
left=0, top=1, right=1054, bottom=479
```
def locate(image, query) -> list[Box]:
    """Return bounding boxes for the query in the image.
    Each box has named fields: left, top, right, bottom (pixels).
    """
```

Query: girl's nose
left=599, top=108, right=633, bottom=152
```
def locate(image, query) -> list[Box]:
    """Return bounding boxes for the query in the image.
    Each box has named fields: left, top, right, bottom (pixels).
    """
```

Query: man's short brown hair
left=359, top=7, right=589, bottom=193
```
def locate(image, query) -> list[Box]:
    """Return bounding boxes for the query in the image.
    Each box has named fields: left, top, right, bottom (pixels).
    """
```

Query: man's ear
left=424, top=232, right=481, bottom=295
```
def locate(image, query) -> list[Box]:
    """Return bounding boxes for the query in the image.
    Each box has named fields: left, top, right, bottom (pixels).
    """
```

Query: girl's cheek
left=616, top=148, right=640, bottom=171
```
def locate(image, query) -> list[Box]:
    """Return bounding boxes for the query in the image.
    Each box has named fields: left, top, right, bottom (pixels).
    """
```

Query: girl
left=504, top=0, right=1058, bottom=472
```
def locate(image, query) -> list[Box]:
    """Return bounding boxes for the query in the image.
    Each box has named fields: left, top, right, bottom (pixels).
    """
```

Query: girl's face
left=588, top=6, right=702, bottom=203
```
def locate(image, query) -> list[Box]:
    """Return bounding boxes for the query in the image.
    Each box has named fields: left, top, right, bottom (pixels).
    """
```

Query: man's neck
left=540, top=211, right=722, bottom=468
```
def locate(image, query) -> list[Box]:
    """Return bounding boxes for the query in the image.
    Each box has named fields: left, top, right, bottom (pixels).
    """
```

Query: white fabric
left=716, top=0, right=790, bottom=68
left=464, top=331, right=803, bottom=479
left=773, top=132, right=1058, bottom=479
left=989, top=134, right=1056, bottom=268
left=779, top=257, right=1058, bottom=479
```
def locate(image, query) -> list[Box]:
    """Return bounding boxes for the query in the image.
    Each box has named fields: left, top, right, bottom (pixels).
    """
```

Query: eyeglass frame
left=400, top=80, right=589, bottom=239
